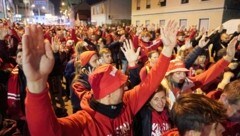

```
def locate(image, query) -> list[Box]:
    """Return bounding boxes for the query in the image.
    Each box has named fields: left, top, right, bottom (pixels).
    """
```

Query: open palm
left=161, top=20, right=178, bottom=48
left=22, top=25, right=54, bottom=92
left=121, top=40, right=140, bottom=65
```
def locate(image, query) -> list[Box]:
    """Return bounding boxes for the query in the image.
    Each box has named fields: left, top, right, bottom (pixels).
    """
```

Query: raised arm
left=122, top=20, right=178, bottom=115
left=22, top=25, right=54, bottom=93
left=190, top=36, right=238, bottom=88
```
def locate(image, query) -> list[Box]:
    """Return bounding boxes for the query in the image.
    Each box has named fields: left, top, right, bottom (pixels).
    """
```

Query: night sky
left=49, top=0, right=103, bottom=15
left=49, top=0, right=60, bottom=15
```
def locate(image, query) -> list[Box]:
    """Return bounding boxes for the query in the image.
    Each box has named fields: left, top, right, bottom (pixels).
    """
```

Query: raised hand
left=121, top=39, right=140, bottom=67
left=160, top=20, right=178, bottom=48
left=224, top=35, right=238, bottom=62
left=160, top=20, right=178, bottom=57
left=198, top=34, right=210, bottom=48
left=22, top=25, right=54, bottom=93
left=51, top=36, right=60, bottom=52
left=185, top=38, right=192, bottom=49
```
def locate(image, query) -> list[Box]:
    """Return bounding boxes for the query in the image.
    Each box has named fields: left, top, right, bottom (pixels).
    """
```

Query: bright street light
left=62, top=2, right=65, bottom=6
left=31, top=4, right=35, bottom=8
left=42, top=6, right=45, bottom=10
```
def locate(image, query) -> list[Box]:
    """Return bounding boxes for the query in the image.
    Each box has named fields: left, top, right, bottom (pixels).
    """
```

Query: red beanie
left=166, top=60, right=189, bottom=76
left=80, top=51, right=96, bottom=67
left=88, top=64, right=128, bottom=99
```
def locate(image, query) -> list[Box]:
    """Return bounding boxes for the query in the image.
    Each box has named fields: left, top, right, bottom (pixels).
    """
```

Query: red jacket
left=25, top=54, right=170, bottom=136
left=7, top=67, right=24, bottom=120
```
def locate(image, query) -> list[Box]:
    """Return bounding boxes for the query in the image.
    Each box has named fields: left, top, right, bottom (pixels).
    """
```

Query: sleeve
left=124, top=54, right=170, bottom=115
left=132, top=35, right=139, bottom=49
left=71, top=81, right=89, bottom=99
left=25, top=88, right=87, bottom=136
left=184, top=46, right=204, bottom=69
left=71, top=29, right=77, bottom=43
left=189, top=58, right=229, bottom=90
left=128, top=65, right=141, bottom=88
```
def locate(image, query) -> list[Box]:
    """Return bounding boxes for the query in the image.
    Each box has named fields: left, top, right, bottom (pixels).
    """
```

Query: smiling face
left=149, top=90, right=167, bottom=112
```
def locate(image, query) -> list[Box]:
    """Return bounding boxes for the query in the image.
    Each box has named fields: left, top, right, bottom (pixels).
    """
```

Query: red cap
left=79, top=51, right=96, bottom=67
left=166, top=60, right=189, bottom=76
left=88, top=64, right=128, bottom=99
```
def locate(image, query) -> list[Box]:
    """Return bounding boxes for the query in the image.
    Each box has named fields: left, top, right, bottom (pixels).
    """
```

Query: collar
left=89, top=97, right=123, bottom=118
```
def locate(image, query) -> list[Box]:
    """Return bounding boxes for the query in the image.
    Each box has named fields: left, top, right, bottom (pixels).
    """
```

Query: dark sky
left=49, top=0, right=60, bottom=15
left=49, top=0, right=103, bottom=15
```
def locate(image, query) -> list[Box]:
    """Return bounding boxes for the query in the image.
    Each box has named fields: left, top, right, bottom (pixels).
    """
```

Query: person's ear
left=219, top=93, right=228, bottom=104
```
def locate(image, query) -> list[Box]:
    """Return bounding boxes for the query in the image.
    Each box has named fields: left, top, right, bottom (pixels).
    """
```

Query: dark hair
left=16, top=49, right=22, bottom=55
left=171, top=94, right=226, bottom=136
left=148, top=84, right=167, bottom=105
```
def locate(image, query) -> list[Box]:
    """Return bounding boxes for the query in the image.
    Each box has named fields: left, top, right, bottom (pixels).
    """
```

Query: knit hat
left=88, top=64, right=128, bottom=99
left=166, top=60, right=189, bottom=76
left=79, top=51, right=97, bottom=67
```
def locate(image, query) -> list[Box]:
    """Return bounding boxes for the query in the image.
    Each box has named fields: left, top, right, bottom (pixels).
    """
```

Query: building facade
left=91, top=0, right=131, bottom=26
left=132, top=0, right=240, bottom=31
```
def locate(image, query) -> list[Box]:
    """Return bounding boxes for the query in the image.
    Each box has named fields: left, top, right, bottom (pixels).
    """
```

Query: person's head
left=97, top=38, right=106, bottom=48
left=56, top=29, right=63, bottom=38
left=177, top=45, right=190, bottom=60
left=171, top=94, right=226, bottom=136
left=8, top=36, right=18, bottom=49
left=75, top=41, right=88, bottom=55
left=16, top=49, right=22, bottom=66
left=219, top=79, right=240, bottom=122
left=148, top=50, right=159, bottom=66
left=88, top=64, right=128, bottom=105
left=149, top=84, right=167, bottom=112
left=99, top=48, right=112, bottom=64
left=220, top=33, right=230, bottom=43
left=140, top=31, right=151, bottom=43
left=166, top=60, right=189, bottom=84
left=79, top=51, right=99, bottom=70
left=177, top=31, right=185, bottom=42
left=196, top=54, right=207, bottom=66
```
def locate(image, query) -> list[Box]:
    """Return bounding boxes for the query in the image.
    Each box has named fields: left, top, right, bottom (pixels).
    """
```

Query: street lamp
left=62, top=2, right=65, bottom=6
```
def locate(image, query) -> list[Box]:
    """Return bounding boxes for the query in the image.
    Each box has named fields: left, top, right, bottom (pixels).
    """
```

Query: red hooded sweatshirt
left=25, top=54, right=170, bottom=136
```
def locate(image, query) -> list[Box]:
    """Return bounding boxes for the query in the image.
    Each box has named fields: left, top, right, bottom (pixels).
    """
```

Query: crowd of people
left=0, top=17, right=240, bottom=136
